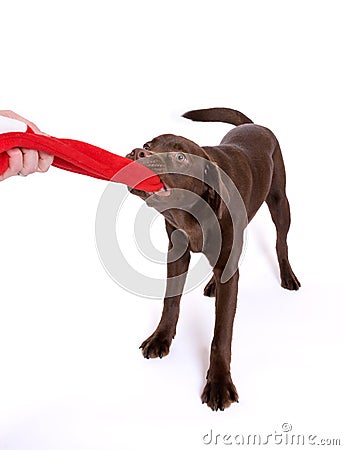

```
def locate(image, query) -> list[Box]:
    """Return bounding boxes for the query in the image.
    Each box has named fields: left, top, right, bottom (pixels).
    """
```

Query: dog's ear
left=204, top=162, right=227, bottom=220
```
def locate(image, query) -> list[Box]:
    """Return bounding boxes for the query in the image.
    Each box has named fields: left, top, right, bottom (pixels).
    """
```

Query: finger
left=0, top=110, right=19, bottom=120
left=37, top=151, right=54, bottom=173
left=0, top=148, right=24, bottom=181
left=0, top=110, right=46, bottom=135
left=5, top=148, right=24, bottom=178
left=20, top=149, right=39, bottom=176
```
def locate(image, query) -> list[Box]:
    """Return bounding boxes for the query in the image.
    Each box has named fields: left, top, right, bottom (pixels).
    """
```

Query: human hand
left=0, top=148, right=54, bottom=181
left=0, top=111, right=54, bottom=181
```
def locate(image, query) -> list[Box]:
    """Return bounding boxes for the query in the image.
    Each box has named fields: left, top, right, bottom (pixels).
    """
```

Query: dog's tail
left=182, top=107, right=253, bottom=126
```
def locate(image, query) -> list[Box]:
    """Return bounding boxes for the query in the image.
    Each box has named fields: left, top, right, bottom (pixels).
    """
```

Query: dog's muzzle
left=126, top=148, right=171, bottom=196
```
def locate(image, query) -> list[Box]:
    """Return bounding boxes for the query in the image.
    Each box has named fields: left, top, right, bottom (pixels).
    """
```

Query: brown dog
left=126, top=107, right=300, bottom=411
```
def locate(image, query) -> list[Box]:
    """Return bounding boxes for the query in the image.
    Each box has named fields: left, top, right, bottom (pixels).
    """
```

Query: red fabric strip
left=0, top=132, right=163, bottom=191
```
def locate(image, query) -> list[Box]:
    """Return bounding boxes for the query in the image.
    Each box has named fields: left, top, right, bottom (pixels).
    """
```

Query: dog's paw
left=203, top=277, right=216, bottom=297
left=201, top=376, right=239, bottom=411
left=281, top=263, right=301, bottom=290
left=140, top=333, right=172, bottom=359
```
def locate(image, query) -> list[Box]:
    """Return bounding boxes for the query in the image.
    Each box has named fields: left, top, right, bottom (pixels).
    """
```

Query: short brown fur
left=127, top=108, right=300, bottom=411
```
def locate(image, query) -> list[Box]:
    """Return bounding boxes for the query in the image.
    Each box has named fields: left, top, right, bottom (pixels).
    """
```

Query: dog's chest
left=163, top=210, right=204, bottom=253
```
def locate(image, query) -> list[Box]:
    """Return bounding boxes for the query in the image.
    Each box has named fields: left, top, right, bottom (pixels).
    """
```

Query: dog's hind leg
left=266, top=142, right=301, bottom=290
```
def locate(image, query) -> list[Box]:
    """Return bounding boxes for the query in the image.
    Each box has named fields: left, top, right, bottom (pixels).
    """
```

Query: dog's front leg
left=201, top=269, right=240, bottom=411
left=140, top=222, right=191, bottom=359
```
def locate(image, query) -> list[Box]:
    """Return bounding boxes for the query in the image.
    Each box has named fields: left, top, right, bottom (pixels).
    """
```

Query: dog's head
left=126, top=134, right=226, bottom=218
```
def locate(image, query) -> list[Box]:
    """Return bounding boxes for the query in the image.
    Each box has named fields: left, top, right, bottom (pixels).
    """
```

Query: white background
left=1, top=1, right=343, bottom=449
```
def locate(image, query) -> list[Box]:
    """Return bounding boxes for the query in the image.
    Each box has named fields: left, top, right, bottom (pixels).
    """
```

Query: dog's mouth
left=148, top=183, right=171, bottom=197
left=130, top=181, right=172, bottom=199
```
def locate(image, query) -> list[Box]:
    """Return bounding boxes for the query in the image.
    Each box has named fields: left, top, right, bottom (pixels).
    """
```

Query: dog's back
left=183, top=106, right=277, bottom=151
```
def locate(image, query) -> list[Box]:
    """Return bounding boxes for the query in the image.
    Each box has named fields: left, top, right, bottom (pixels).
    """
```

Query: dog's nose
left=127, top=148, right=151, bottom=160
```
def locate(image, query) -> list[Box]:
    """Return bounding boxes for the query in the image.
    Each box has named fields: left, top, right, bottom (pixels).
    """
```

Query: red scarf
left=0, top=125, right=163, bottom=191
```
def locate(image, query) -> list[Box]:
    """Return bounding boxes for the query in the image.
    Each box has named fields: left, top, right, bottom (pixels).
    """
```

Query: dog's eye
left=143, top=143, right=151, bottom=150
left=176, top=153, right=186, bottom=162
